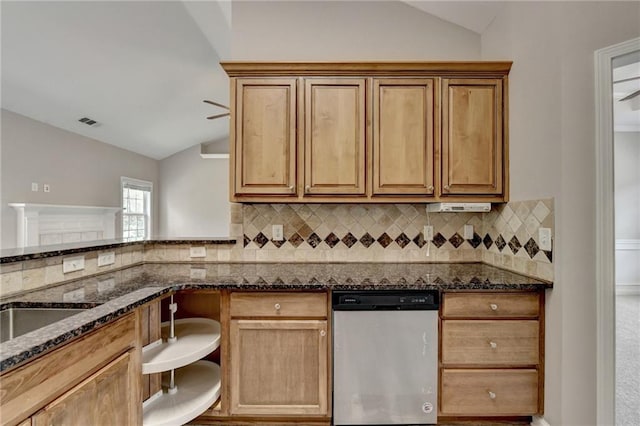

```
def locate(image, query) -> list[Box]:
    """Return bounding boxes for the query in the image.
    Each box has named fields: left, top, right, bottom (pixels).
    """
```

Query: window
left=121, top=177, right=152, bottom=240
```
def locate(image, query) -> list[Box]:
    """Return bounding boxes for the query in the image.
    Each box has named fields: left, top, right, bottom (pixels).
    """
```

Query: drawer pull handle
left=488, top=391, right=496, bottom=400
left=274, top=303, right=281, bottom=310
left=489, top=341, right=498, bottom=349
left=490, top=303, right=499, bottom=311
left=320, top=330, right=326, bottom=337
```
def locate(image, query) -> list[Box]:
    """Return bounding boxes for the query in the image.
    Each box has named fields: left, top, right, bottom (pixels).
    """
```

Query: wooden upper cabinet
left=233, top=78, right=297, bottom=196
left=442, top=78, right=504, bottom=196
left=304, top=78, right=367, bottom=196
left=221, top=62, right=511, bottom=203
left=372, top=78, right=435, bottom=196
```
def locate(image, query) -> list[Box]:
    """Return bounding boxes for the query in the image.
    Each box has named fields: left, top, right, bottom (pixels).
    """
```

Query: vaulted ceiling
left=4, top=1, right=632, bottom=162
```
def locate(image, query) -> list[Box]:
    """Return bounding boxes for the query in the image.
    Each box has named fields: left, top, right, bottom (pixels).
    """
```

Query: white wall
left=615, top=132, right=640, bottom=286
left=482, top=2, right=640, bottom=425
left=231, top=1, right=481, bottom=60
left=0, top=110, right=159, bottom=249
left=158, top=144, right=229, bottom=237
left=615, top=132, right=640, bottom=240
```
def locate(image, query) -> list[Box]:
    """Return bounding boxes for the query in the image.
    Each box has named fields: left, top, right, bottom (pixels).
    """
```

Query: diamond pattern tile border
left=241, top=229, right=552, bottom=262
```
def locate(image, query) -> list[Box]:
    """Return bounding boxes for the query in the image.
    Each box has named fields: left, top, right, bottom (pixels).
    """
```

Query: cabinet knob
left=488, top=391, right=496, bottom=400
left=305, top=185, right=310, bottom=193
left=489, top=341, right=498, bottom=349
left=443, top=185, right=450, bottom=191
left=320, top=330, right=326, bottom=337
left=274, top=303, right=281, bottom=310
left=289, top=185, right=294, bottom=190
left=490, top=303, right=499, bottom=311
left=427, top=185, right=434, bottom=192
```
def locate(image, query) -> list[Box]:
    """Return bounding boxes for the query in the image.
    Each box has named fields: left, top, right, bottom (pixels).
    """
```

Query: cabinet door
left=234, top=78, right=297, bottom=196
left=304, top=78, right=367, bottom=195
left=230, top=319, right=328, bottom=416
left=442, top=78, right=503, bottom=195
left=32, top=351, right=137, bottom=426
left=372, top=78, right=435, bottom=196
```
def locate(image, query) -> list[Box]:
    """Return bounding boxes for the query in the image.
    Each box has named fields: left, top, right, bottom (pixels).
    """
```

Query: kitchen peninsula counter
left=0, top=261, right=551, bottom=372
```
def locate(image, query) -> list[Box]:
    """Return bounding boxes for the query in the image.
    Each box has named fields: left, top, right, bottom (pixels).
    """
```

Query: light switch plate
left=190, top=246, right=206, bottom=258
left=272, top=225, right=284, bottom=241
left=98, top=251, right=115, bottom=267
left=63, top=256, right=85, bottom=273
left=464, top=224, right=474, bottom=239
left=424, top=225, right=434, bottom=241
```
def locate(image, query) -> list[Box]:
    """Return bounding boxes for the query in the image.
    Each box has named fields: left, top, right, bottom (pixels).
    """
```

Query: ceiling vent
left=78, top=117, right=100, bottom=126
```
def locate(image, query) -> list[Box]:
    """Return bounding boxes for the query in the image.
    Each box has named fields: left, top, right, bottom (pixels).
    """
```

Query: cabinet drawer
left=230, top=292, right=327, bottom=318
left=441, top=369, right=539, bottom=416
left=442, top=320, right=539, bottom=365
left=442, top=293, right=540, bottom=318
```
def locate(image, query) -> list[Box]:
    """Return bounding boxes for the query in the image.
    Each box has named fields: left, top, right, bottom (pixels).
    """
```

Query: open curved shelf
left=142, top=361, right=221, bottom=426
left=142, top=318, right=221, bottom=374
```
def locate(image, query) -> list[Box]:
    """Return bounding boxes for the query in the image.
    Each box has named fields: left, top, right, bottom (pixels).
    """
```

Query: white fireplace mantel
left=9, top=203, right=121, bottom=248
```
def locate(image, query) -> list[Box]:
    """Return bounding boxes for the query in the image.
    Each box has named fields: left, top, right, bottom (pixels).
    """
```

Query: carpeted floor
left=616, top=294, right=640, bottom=426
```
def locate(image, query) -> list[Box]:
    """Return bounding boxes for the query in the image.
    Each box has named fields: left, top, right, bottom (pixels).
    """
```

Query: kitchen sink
left=0, top=307, right=87, bottom=343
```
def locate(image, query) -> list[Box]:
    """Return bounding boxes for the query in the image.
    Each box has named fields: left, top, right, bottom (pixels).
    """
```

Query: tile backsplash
left=0, top=198, right=554, bottom=298
left=235, top=198, right=554, bottom=281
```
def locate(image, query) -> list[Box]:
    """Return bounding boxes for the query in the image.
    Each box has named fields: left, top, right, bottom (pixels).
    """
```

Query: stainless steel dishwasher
left=332, top=290, right=439, bottom=425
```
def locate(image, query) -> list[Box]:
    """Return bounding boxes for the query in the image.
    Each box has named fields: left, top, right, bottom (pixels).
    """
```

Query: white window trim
left=121, top=176, right=153, bottom=240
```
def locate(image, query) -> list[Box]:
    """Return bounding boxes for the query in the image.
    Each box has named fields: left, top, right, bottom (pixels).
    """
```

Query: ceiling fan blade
left=206, top=112, right=231, bottom=120
left=619, top=89, right=640, bottom=102
left=203, top=100, right=230, bottom=110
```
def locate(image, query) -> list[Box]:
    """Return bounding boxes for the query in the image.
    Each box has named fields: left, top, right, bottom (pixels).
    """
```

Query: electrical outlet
left=63, top=255, right=85, bottom=273
left=43, top=184, right=50, bottom=193
left=272, top=224, right=284, bottom=241
left=464, top=224, right=474, bottom=240
left=31, top=182, right=38, bottom=192
left=424, top=225, right=434, bottom=241
left=539, top=228, right=552, bottom=251
left=98, top=251, right=115, bottom=267
left=190, top=268, right=207, bottom=279
left=189, top=246, right=206, bottom=258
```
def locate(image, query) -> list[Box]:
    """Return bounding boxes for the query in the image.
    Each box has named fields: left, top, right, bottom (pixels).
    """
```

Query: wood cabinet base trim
left=437, top=415, right=532, bottom=424
left=193, top=414, right=330, bottom=425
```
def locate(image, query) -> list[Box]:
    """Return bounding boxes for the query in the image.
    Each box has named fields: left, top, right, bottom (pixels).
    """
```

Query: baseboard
left=531, top=416, right=551, bottom=426
left=616, top=239, right=640, bottom=250
left=616, top=283, right=640, bottom=296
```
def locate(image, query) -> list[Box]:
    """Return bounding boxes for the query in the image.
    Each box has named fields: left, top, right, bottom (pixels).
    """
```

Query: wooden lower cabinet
left=441, top=320, right=539, bottom=365
left=0, top=313, right=141, bottom=426
left=441, top=369, right=539, bottom=416
left=32, top=351, right=137, bottom=426
left=230, top=319, right=328, bottom=416
left=439, top=291, right=544, bottom=419
left=226, top=291, right=330, bottom=421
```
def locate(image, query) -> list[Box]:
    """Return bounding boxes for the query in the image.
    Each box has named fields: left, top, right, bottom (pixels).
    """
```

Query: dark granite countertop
left=0, top=262, right=551, bottom=372
left=0, top=237, right=237, bottom=263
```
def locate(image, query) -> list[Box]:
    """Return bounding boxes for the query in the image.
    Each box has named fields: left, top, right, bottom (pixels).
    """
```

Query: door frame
left=594, top=36, right=640, bottom=426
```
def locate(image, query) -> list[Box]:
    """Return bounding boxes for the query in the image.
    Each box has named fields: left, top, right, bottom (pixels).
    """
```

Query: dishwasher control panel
left=332, top=290, right=439, bottom=310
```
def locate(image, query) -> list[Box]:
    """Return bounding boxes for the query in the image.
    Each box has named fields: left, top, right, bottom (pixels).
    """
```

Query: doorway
left=596, top=38, right=640, bottom=426
left=612, top=50, right=640, bottom=426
